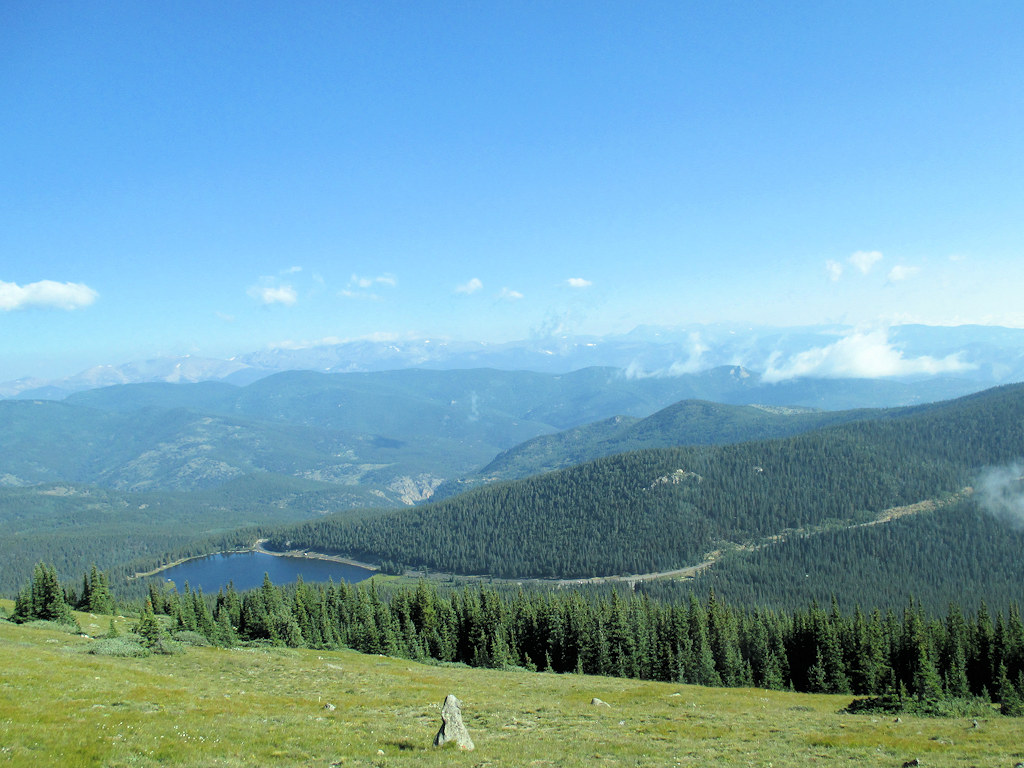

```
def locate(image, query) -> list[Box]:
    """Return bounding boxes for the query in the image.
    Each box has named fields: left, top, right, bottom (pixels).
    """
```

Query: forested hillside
left=266, top=384, right=1024, bottom=580
left=436, top=399, right=884, bottom=497
left=641, top=495, right=1024, bottom=614
left=0, top=476, right=387, bottom=595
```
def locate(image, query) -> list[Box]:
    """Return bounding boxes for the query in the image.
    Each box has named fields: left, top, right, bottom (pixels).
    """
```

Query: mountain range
left=5, top=322, right=1024, bottom=400
left=0, top=362, right=994, bottom=507
left=4, top=321, right=1024, bottom=610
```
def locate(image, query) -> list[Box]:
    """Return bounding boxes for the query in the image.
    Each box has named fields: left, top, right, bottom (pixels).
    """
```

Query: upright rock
left=433, top=694, right=474, bottom=751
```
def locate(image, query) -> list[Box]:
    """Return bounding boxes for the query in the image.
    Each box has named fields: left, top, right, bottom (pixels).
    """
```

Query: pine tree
left=996, top=662, right=1024, bottom=716
left=12, top=563, right=76, bottom=626
left=135, top=599, right=165, bottom=648
left=85, top=564, right=114, bottom=615
left=214, top=607, right=238, bottom=646
left=941, top=603, right=970, bottom=698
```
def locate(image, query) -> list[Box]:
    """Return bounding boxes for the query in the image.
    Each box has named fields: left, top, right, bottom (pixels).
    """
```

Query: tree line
left=11, top=563, right=1019, bottom=716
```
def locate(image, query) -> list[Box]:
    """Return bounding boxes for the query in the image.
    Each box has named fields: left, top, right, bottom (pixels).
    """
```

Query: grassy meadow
left=1, top=604, right=1021, bottom=768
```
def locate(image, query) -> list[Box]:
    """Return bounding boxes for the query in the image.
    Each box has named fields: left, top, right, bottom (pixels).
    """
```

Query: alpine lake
left=152, top=550, right=376, bottom=593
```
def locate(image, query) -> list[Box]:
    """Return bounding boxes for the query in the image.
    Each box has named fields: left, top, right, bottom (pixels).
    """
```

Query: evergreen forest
left=9, top=565, right=1024, bottom=717
left=266, top=383, right=1024, bottom=580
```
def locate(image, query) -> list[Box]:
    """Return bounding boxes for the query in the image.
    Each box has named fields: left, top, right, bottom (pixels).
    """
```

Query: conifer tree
left=85, top=564, right=114, bottom=615
left=941, top=603, right=970, bottom=698
left=135, top=599, right=165, bottom=648
left=12, top=563, right=76, bottom=626
left=996, top=662, right=1024, bottom=716
left=214, top=607, right=238, bottom=646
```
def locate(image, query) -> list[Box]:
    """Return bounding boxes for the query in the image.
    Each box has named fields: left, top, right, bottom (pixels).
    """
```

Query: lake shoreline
left=252, top=538, right=380, bottom=572
left=132, top=539, right=380, bottom=580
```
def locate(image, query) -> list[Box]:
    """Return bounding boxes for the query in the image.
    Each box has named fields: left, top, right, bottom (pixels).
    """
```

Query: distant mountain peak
left=4, top=323, right=1023, bottom=400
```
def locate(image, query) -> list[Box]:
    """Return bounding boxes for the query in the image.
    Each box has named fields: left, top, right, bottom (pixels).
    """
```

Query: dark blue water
left=153, top=551, right=375, bottom=593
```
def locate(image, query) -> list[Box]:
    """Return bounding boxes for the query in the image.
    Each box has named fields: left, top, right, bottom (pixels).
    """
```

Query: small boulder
left=433, top=694, right=474, bottom=751
left=591, top=698, right=611, bottom=708
left=323, top=703, right=336, bottom=711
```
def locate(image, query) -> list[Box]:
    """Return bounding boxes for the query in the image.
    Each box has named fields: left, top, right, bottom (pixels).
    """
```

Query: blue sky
left=3, top=1, right=1023, bottom=379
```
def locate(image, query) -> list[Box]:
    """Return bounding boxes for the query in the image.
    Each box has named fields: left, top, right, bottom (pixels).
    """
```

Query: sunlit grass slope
left=2, top=612, right=1021, bottom=767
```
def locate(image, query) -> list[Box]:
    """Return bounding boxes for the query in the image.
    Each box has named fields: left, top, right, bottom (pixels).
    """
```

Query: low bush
left=149, top=636, right=185, bottom=655
left=845, top=694, right=997, bottom=718
left=172, top=630, right=212, bottom=647
left=22, top=619, right=82, bottom=634
left=87, top=635, right=151, bottom=658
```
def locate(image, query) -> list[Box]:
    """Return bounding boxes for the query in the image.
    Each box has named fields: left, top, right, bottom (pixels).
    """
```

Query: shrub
left=87, top=636, right=152, bottom=658
left=22, top=619, right=83, bottom=635
left=172, top=630, right=212, bottom=647
left=149, top=636, right=185, bottom=655
left=845, top=694, right=997, bottom=718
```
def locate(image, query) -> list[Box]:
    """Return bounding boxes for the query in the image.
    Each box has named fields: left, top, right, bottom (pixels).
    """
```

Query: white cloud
left=887, top=265, right=920, bottom=281
left=498, top=287, right=524, bottom=301
left=351, top=273, right=396, bottom=289
left=623, top=332, right=709, bottom=379
left=0, top=279, right=98, bottom=311
left=977, top=463, right=1024, bottom=529
left=825, top=260, right=844, bottom=282
left=456, top=277, right=483, bottom=294
left=567, top=277, right=592, bottom=288
left=268, top=331, right=401, bottom=351
left=340, top=289, right=381, bottom=300
left=343, top=273, right=397, bottom=299
left=248, top=283, right=297, bottom=306
left=762, top=328, right=974, bottom=382
left=849, top=250, right=883, bottom=274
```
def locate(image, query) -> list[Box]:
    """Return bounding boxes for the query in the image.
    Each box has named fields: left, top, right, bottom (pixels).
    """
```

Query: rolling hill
left=435, top=399, right=885, bottom=498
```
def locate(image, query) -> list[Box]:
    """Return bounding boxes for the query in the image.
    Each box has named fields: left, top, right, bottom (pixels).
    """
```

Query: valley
left=4, top=368, right=1024, bottom=614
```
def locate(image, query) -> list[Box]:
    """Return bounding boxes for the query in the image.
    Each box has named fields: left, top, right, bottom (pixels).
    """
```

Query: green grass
left=2, top=605, right=1022, bottom=767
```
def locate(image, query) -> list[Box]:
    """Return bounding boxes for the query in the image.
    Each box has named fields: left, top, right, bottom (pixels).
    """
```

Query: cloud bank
left=623, top=332, right=710, bottom=379
left=567, top=277, right=592, bottom=288
left=762, top=328, right=974, bottom=382
left=0, top=280, right=98, bottom=310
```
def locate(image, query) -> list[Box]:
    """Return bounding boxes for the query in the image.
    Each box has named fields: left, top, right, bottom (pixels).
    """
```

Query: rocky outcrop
left=433, top=694, right=474, bottom=750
